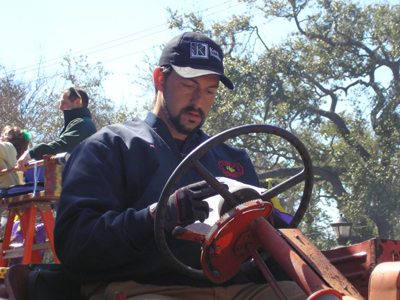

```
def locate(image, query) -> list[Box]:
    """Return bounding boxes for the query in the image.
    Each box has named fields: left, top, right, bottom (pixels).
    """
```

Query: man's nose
left=190, top=88, right=206, bottom=107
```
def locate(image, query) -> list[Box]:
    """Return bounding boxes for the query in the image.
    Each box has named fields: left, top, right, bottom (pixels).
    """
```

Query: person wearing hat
left=53, top=32, right=306, bottom=300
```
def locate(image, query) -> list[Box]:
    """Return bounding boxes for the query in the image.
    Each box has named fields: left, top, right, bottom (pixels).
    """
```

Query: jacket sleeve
left=29, top=118, right=96, bottom=160
left=53, top=133, right=155, bottom=275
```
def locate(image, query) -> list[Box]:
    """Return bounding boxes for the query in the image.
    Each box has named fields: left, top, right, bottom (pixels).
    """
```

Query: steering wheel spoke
left=192, top=161, right=240, bottom=207
left=260, top=170, right=307, bottom=201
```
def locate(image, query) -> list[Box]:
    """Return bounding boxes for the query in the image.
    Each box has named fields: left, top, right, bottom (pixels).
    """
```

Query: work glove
left=164, top=181, right=218, bottom=232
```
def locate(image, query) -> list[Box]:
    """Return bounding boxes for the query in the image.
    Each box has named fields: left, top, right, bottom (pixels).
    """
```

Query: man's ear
left=153, top=67, right=164, bottom=92
left=73, top=98, right=82, bottom=108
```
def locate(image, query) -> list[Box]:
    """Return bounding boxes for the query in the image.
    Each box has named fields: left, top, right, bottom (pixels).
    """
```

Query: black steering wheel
left=155, top=124, right=313, bottom=281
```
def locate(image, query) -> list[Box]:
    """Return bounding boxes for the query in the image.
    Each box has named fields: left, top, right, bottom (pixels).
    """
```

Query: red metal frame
left=322, top=238, right=400, bottom=299
left=251, top=218, right=330, bottom=296
left=193, top=200, right=363, bottom=299
left=0, top=196, right=60, bottom=267
left=0, top=155, right=63, bottom=266
left=195, top=201, right=366, bottom=299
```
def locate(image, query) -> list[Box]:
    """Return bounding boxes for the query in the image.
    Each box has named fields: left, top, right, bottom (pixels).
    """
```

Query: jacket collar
left=63, top=107, right=92, bottom=126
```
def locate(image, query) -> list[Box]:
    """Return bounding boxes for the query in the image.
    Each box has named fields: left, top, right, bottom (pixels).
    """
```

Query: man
left=54, top=32, right=306, bottom=300
left=16, top=87, right=96, bottom=171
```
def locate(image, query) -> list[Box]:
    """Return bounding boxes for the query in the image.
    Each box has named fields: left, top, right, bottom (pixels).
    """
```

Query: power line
left=87, top=2, right=246, bottom=64
left=13, top=0, right=246, bottom=86
left=11, top=0, right=241, bottom=76
left=103, top=45, right=159, bottom=64
left=13, top=27, right=168, bottom=77
left=12, top=23, right=167, bottom=75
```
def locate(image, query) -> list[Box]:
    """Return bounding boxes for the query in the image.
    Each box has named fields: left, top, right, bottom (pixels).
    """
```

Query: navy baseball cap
left=159, top=32, right=234, bottom=90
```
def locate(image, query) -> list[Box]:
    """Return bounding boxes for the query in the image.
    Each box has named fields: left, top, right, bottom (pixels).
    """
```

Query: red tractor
left=153, top=125, right=400, bottom=300
left=2, top=125, right=400, bottom=300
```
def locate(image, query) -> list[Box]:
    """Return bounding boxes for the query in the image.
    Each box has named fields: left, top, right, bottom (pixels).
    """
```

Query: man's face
left=59, top=92, right=80, bottom=111
left=158, top=70, right=220, bottom=140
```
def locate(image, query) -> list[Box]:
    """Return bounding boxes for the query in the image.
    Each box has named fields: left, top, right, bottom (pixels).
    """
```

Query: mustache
left=181, top=106, right=205, bottom=119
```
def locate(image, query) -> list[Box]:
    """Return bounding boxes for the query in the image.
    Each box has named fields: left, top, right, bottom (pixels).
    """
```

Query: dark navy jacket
left=54, top=112, right=259, bottom=286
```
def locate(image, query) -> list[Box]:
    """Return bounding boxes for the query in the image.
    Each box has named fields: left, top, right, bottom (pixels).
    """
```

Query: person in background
left=0, top=126, right=31, bottom=188
left=16, top=87, right=97, bottom=171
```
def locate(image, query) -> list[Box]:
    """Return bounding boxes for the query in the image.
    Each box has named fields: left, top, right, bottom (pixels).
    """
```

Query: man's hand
left=151, top=181, right=218, bottom=232
left=16, top=150, right=31, bottom=172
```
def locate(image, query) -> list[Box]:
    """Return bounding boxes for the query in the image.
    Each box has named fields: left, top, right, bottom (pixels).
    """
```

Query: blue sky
left=0, top=0, right=272, bottom=105
left=0, top=0, right=394, bottom=106
left=0, top=0, right=314, bottom=108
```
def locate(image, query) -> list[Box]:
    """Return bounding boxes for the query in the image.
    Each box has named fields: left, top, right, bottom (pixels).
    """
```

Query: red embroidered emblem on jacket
left=218, top=161, right=244, bottom=178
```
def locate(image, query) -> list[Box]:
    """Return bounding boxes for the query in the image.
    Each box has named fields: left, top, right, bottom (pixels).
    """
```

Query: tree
left=160, top=0, right=400, bottom=246
left=0, top=65, right=61, bottom=144
left=0, top=54, right=138, bottom=149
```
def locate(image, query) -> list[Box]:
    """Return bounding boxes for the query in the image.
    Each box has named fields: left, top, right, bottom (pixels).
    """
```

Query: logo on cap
left=210, top=47, right=221, bottom=62
left=190, top=42, right=209, bottom=59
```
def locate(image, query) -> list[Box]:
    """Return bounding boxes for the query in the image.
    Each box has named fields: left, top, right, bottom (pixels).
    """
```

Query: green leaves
left=162, top=0, right=400, bottom=243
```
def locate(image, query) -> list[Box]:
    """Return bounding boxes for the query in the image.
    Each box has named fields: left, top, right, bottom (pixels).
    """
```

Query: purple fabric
left=11, top=221, right=21, bottom=242
left=274, top=209, right=294, bottom=224
left=11, top=221, right=46, bottom=243
left=24, top=165, right=44, bottom=183
left=9, top=220, right=46, bottom=265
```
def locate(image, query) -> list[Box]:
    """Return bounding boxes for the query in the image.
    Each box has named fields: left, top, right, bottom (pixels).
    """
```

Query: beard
left=161, top=95, right=205, bottom=136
